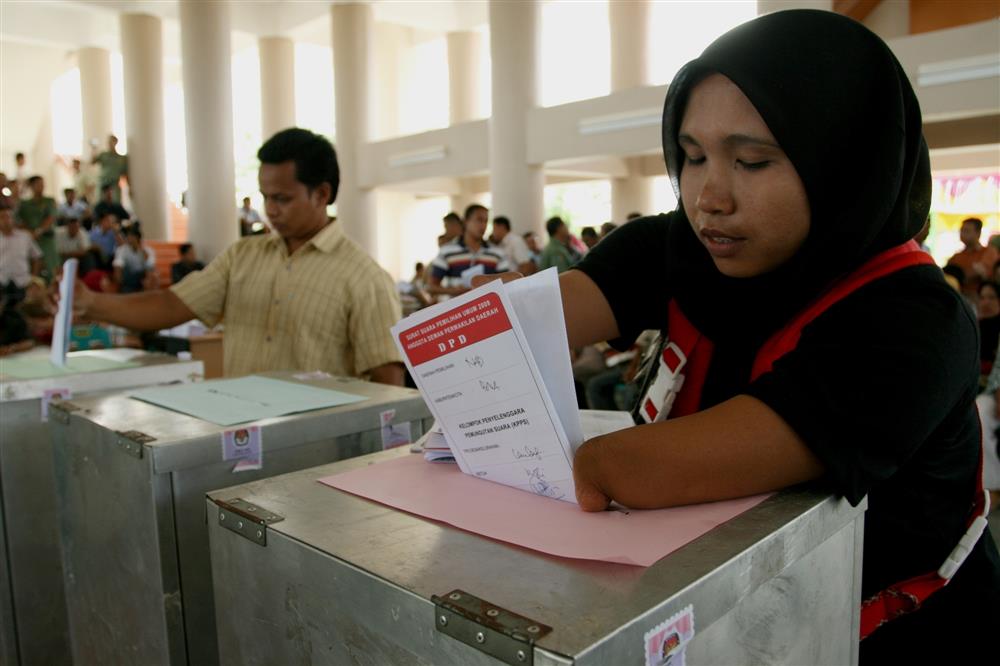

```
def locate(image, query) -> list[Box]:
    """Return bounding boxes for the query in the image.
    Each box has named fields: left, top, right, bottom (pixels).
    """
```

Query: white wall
left=0, top=40, right=76, bottom=179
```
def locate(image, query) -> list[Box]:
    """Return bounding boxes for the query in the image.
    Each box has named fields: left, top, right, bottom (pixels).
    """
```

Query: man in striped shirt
left=427, top=203, right=510, bottom=298
left=67, top=128, right=404, bottom=385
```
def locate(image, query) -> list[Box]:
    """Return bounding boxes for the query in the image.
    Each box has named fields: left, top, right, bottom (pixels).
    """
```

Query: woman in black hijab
left=547, top=8, right=1000, bottom=662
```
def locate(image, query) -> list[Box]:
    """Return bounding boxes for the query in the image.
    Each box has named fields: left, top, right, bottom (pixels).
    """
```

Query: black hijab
left=661, top=9, right=931, bottom=347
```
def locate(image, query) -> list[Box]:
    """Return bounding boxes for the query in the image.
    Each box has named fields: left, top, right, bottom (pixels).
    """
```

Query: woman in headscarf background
left=518, top=8, right=1000, bottom=662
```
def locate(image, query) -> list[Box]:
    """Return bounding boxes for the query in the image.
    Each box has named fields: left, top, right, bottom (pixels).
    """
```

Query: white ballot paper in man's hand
left=392, top=271, right=578, bottom=502
left=50, top=258, right=78, bottom=367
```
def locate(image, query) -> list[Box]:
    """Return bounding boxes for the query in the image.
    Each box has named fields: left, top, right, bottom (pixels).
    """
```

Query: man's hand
left=573, top=437, right=611, bottom=511
left=51, top=278, right=95, bottom=318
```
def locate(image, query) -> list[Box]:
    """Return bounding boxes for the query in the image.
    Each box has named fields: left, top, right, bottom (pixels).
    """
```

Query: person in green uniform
left=92, top=134, right=128, bottom=203
left=15, top=175, right=58, bottom=280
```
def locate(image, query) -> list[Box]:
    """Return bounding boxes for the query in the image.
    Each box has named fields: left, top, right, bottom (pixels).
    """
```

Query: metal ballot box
left=206, top=447, right=867, bottom=666
left=50, top=372, right=432, bottom=666
left=0, top=349, right=202, bottom=666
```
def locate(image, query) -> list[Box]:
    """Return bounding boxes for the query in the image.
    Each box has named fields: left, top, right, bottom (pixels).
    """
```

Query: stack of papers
left=417, top=422, right=456, bottom=463
left=391, top=269, right=588, bottom=502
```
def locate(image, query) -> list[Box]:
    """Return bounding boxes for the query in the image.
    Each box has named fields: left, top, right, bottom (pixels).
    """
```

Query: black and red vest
left=634, top=241, right=989, bottom=639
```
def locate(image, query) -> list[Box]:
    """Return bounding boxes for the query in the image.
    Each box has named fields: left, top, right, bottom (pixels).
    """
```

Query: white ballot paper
left=50, top=258, right=78, bottom=367
left=392, top=269, right=580, bottom=502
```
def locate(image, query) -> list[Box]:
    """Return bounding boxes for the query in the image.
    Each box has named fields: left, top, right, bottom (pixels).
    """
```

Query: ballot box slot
left=115, top=430, right=156, bottom=460
left=214, top=498, right=284, bottom=547
left=432, top=589, right=553, bottom=665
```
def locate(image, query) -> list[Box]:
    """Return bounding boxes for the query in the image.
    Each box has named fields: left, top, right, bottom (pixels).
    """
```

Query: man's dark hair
left=493, top=216, right=511, bottom=231
left=580, top=226, right=597, bottom=240
left=962, top=217, right=984, bottom=234
left=443, top=212, right=461, bottom=225
left=15, top=152, right=24, bottom=160
left=101, top=184, right=113, bottom=194
left=545, top=216, right=565, bottom=238
left=63, top=188, right=74, bottom=195
left=126, top=227, right=142, bottom=239
left=626, top=211, right=642, bottom=220
left=0, top=201, right=12, bottom=212
left=600, top=222, right=618, bottom=236
left=464, top=203, right=487, bottom=221
left=257, top=128, right=339, bottom=205
left=415, top=261, right=424, bottom=271
left=27, top=175, right=42, bottom=186
left=179, top=243, right=193, bottom=255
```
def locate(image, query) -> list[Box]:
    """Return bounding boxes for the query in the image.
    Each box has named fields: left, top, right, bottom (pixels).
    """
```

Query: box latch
left=214, top=498, right=284, bottom=547
left=49, top=400, right=80, bottom=425
left=432, top=590, right=552, bottom=665
left=115, top=430, right=155, bottom=459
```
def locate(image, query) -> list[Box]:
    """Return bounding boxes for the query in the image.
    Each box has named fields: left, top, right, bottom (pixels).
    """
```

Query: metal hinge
left=115, top=430, right=155, bottom=459
left=49, top=401, right=81, bottom=425
left=214, top=498, right=284, bottom=546
left=432, top=590, right=552, bottom=665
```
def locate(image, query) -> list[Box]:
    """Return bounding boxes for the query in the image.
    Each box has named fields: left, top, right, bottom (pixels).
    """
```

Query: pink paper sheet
left=319, top=453, right=772, bottom=567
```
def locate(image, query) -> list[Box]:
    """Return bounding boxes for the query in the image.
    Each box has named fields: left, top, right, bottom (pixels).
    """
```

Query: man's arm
left=368, top=362, right=405, bottom=386
left=73, top=280, right=196, bottom=331
left=426, top=273, right=466, bottom=296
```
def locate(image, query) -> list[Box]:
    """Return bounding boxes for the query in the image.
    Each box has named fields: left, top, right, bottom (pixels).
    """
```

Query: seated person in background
left=67, top=127, right=405, bottom=385
left=89, top=212, right=123, bottom=269
left=0, top=203, right=42, bottom=305
left=437, top=211, right=463, bottom=247
left=238, top=196, right=265, bottom=236
left=978, top=281, right=1000, bottom=380
left=427, top=203, right=509, bottom=298
left=113, top=227, right=156, bottom=293
left=171, top=243, right=204, bottom=284
left=55, top=217, right=95, bottom=273
left=580, top=226, right=599, bottom=250
left=490, top=215, right=536, bottom=275
left=538, top=216, right=582, bottom=273
left=58, top=188, right=90, bottom=227
left=600, top=222, right=618, bottom=239
left=947, top=217, right=996, bottom=300
left=523, top=231, right=542, bottom=266
left=92, top=184, right=130, bottom=227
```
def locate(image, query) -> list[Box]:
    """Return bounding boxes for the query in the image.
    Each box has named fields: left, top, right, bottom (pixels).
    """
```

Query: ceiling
left=0, top=0, right=490, bottom=56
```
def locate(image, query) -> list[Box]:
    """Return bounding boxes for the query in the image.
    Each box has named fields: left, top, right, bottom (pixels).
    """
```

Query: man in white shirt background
left=56, top=217, right=94, bottom=272
left=113, top=226, right=156, bottom=293
left=490, top=215, right=536, bottom=275
left=0, top=202, right=42, bottom=303
left=58, top=188, right=90, bottom=227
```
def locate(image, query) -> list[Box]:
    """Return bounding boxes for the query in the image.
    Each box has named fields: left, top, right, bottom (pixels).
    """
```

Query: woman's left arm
left=573, top=395, right=824, bottom=511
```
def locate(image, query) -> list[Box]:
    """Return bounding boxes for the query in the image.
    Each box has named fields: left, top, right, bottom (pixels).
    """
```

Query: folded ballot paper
left=393, top=268, right=604, bottom=503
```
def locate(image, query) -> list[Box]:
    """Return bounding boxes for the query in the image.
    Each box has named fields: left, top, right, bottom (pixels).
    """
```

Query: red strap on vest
left=663, top=242, right=989, bottom=639
left=751, top=241, right=936, bottom=380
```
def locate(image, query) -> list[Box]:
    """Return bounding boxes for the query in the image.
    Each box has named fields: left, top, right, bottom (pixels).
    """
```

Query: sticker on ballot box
left=379, top=409, right=412, bottom=450
left=41, top=388, right=72, bottom=422
left=644, top=605, right=695, bottom=666
left=221, top=426, right=263, bottom=472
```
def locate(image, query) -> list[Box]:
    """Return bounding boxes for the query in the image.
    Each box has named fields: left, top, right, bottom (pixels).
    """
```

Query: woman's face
left=678, top=74, right=811, bottom=278
left=979, top=284, right=1000, bottom=319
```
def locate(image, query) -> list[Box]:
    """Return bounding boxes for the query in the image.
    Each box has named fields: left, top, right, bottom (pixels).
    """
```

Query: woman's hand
left=573, top=436, right=612, bottom=511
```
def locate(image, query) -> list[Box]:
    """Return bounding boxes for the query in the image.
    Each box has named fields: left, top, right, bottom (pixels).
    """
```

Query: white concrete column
left=331, top=2, right=377, bottom=257
left=258, top=36, right=296, bottom=139
left=120, top=14, right=169, bottom=240
left=447, top=30, right=482, bottom=124
left=609, top=0, right=652, bottom=221
left=373, top=22, right=406, bottom=140
left=488, top=0, right=544, bottom=236
left=31, top=106, right=58, bottom=196
left=77, top=47, right=113, bottom=154
left=179, top=1, right=238, bottom=260
left=757, top=0, right=833, bottom=14
left=609, top=0, right=648, bottom=91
